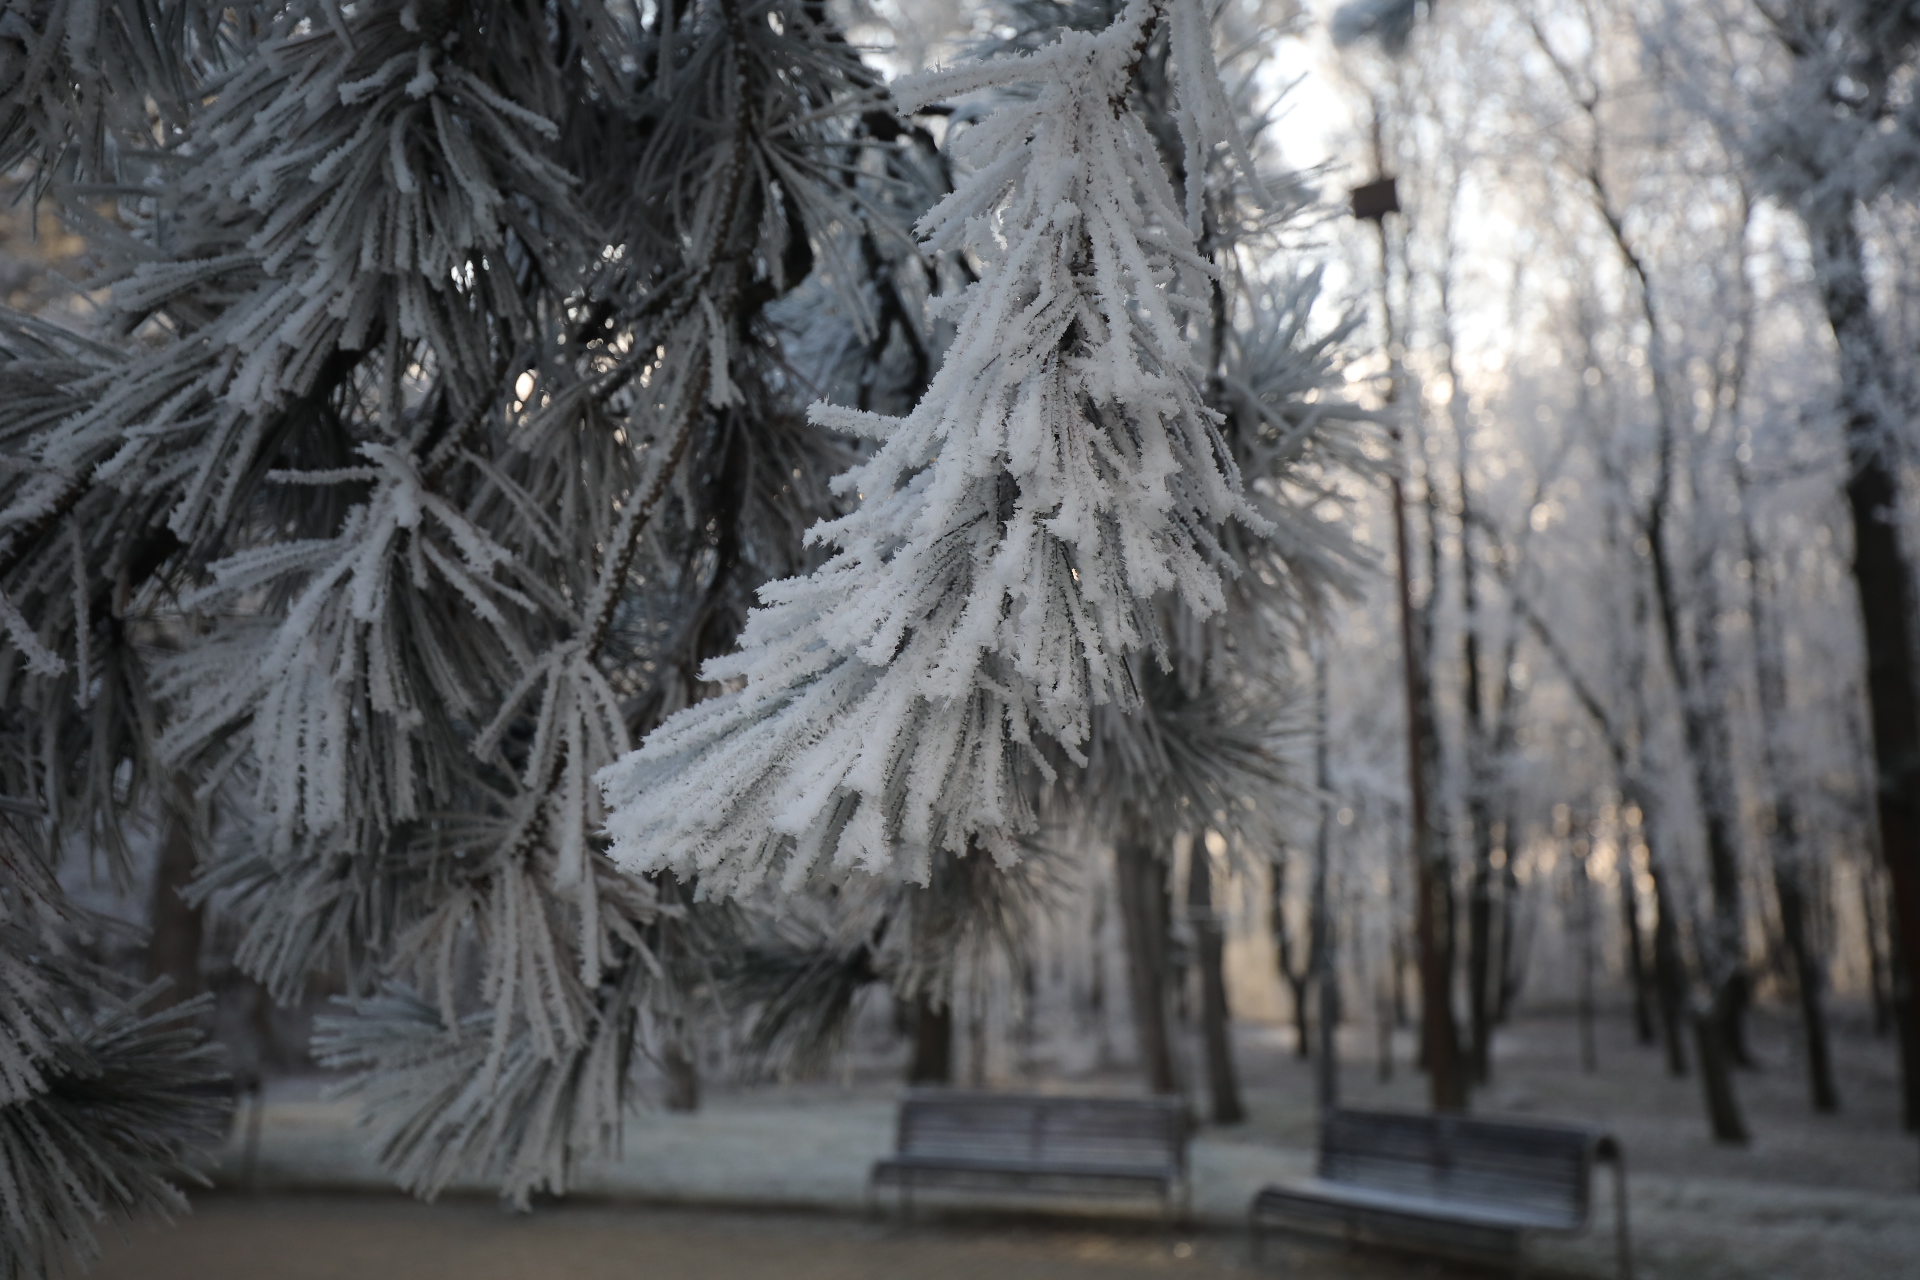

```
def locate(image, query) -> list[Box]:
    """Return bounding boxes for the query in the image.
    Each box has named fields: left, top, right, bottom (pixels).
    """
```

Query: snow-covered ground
left=146, top=1004, right=1917, bottom=1279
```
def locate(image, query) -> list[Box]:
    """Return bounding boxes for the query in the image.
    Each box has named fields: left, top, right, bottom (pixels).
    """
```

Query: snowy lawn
left=124, top=1004, right=1919, bottom=1280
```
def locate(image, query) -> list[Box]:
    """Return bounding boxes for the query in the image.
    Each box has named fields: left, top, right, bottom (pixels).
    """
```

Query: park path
left=92, top=1195, right=1481, bottom=1280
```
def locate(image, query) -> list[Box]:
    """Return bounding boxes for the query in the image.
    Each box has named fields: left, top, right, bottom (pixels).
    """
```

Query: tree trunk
left=1683, top=400, right=1760, bottom=1070
left=145, top=801, right=205, bottom=1011
left=661, top=1017, right=700, bottom=1112
left=1894, top=929, right=1920, bottom=1132
left=1017, top=961, right=1039, bottom=1075
left=1316, top=954, right=1340, bottom=1113
left=1312, top=886, right=1340, bottom=1112
left=1650, top=864, right=1691, bottom=1078
left=1271, top=849, right=1312, bottom=1058
left=1395, top=451, right=1466, bottom=1112
left=1467, top=840, right=1494, bottom=1084
left=968, top=998, right=988, bottom=1086
left=1311, top=640, right=1340, bottom=1114
left=908, top=991, right=953, bottom=1084
left=241, top=976, right=294, bottom=1073
left=1591, top=135, right=1752, bottom=1073
left=1448, top=272, right=1497, bottom=1089
left=1645, top=482, right=1752, bottom=1069
left=1369, top=186, right=1465, bottom=1113
left=1810, top=206, right=1920, bottom=1132
left=1376, top=980, right=1395, bottom=1083
left=1088, top=878, right=1112, bottom=1067
left=1493, top=824, right=1526, bottom=1025
left=1691, top=997, right=1751, bottom=1144
left=1415, top=420, right=1466, bottom=1110
left=1189, top=839, right=1245, bottom=1124
left=1865, top=864, right=1893, bottom=1037
left=1574, top=837, right=1598, bottom=1074
left=1774, top=859, right=1839, bottom=1112
left=1619, top=853, right=1657, bottom=1045
left=1114, top=833, right=1178, bottom=1095
left=1390, top=927, right=1409, bottom=1028
left=1735, top=438, right=1836, bottom=1109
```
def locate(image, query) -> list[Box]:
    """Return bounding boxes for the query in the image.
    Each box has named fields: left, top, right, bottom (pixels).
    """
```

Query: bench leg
left=901, top=1174, right=913, bottom=1226
left=1610, top=1150, right=1633, bottom=1280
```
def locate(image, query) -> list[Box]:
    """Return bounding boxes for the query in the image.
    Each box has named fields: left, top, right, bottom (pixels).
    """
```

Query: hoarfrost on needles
left=600, top=0, right=1264, bottom=895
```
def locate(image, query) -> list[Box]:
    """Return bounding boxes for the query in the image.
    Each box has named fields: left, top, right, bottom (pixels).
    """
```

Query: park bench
left=869, top=1088, right=1190, bottom=1223
left=1250, top=1107, right=1631, bottom=1280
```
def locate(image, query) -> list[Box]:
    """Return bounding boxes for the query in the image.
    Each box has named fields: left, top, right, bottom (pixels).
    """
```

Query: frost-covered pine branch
left=715, top=835, right=1061, bottom=1080
left=0, top=814, right=228, bottom=1280
left=0, top=0, right=1364, bottom=1234
left=601, top=0, right=1269, bottom=894
left=1, top=0, right=894, bottom=1218
left=991, top=0, right=1374, bottom=849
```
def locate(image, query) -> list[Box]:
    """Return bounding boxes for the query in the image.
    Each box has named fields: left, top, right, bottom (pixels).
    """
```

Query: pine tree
left=1, top=0, right=1359, bottom=1261
left=0, top=810, right=228, bottom=1280
left=1, top=0, right=887, bottom=1229
left=601, top=0, right=1282, bottom=893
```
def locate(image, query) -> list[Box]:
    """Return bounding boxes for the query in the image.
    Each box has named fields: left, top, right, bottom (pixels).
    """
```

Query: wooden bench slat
left=1256, top=1179, right=1580, bottom=1231
left=1261, top=1177, right=1583, bottom=1228
left=871, top=1089, right=1191, bottom=1223
left=1251, top=1108, right=1631, bottom=1280
left=877, top=1156, right=1180, bottom=1180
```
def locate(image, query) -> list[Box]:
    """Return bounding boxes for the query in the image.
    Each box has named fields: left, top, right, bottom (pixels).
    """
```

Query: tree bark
left=1865, top=865, right=1893, bottom=1037
left=1774, top=861, right=1839, bottom=1112
left=1271, top=849, right=1312, bottom=1058
left=1376, top=980, right=1395, bottom=1084
left=1566, top=89, right=1753, bottom=1072
left=1311, top=861, right=1340, bottom=1112
left=1411, top=392, right=1466, bottom=1109
left=1645, top=460, right=1753, bottom=1069
left=1439, top=187, right=1498, bottom=1090
left=1493, top=823, right=1527, bottom=1026
left=1366, top=174, right=1465, bottom=1112
left=1649, top=863, right=1691, bottom=1078
left=1573, top=836, right=1598, bottom=1074
left=1189, top=839, right=1245, bottom=1124
left=1316, top=951, right=1340, bottom=1112
left=1735, top=437, right=1838, bottom=1109
left=1394, top=421, right=1467, bottom=1112
left=1311, top=639, right=1340, bottom=1114
left=908, top=991, right=953, bottom=1084
left=661, top=1017, right=700, bottom=1112
left=1521, top=597, right=1686, bottom=1080
left=145, top=801, right=206, bottom=1011
left=1390, top=926, right=1410, bottom=1028
left=1893, top=929, right=1920, bottom=1132
left=1810, top=204, right=1920, bottom=1132
left=1467, top=842, right=1495, bottom=1081
left=1088, top=878, right=1112, bottom=1067
left=1691, top=998, right=1751, bottom=1145
left=1114, top=833, right=1178, bottom=1095
left=1619, top=855, right=1657, bottom=1046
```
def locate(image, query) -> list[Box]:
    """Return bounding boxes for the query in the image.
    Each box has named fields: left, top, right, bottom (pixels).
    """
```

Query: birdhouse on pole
left=1350, top=176, right=1399, bottom=222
